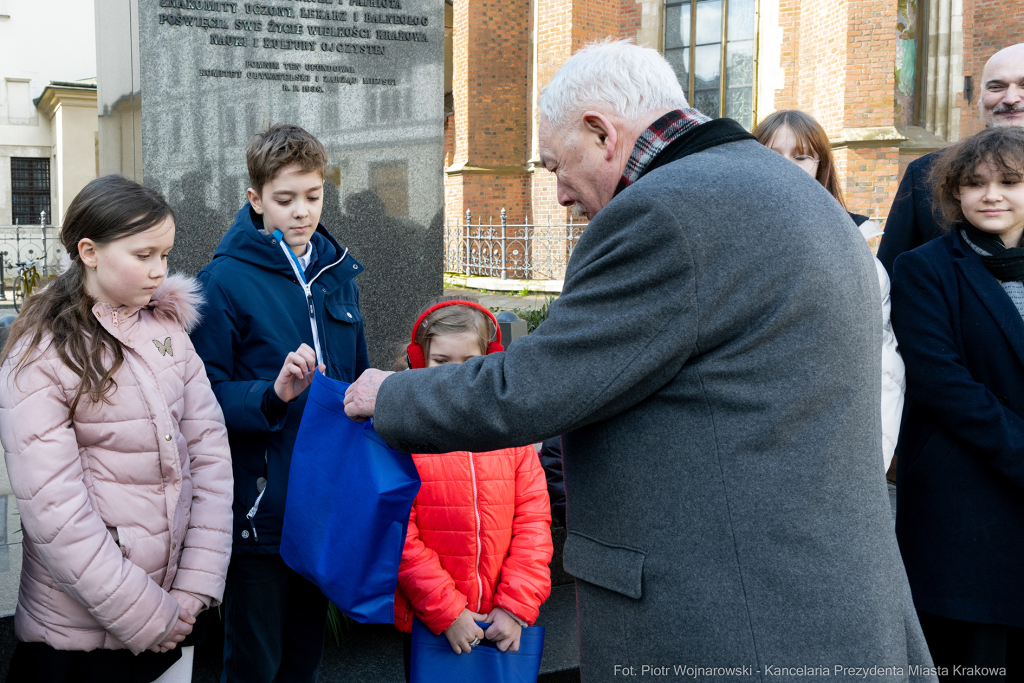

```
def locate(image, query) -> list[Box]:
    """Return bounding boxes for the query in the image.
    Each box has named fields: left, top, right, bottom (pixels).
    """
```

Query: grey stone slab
left=3, top=496, right=18, bottom=546
left=96, top=0, right=445, bottom=368
left=0, top=541, right=23, bottom=618
left=0, top=448, right=12, bottom=498
left=319, top=622, right=405, bottom=682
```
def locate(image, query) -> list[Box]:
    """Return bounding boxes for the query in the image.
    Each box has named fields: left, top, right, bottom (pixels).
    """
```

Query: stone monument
left=95, top=0, right=444, bottom=368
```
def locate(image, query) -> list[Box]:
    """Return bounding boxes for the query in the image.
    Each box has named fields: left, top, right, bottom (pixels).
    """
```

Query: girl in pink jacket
left=0, top=176, right=234, bottom=683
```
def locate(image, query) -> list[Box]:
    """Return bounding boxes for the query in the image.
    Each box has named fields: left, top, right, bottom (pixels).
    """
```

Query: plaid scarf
left=616, top=109, right=712, bottom=194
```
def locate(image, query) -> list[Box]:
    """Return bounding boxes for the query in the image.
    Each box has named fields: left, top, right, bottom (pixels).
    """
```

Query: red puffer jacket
left=394, top=446, right=553, bottom=635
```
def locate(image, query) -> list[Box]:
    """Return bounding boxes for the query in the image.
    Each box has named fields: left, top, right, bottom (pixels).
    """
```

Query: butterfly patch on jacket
left=153, top=338, right=173, bottom=357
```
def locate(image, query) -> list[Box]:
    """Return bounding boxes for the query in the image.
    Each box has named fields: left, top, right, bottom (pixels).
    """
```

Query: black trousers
left=220, top=553, right=328, bottom=683
left=918, top=611, right=1024, bottom=683
left=402, top=632, right=412, bottom=683
left=4, top=642, right=180, bottom=683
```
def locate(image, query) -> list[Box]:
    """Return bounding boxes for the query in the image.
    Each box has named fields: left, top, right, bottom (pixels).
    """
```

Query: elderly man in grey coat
left=346, top=41, right=936, bottom=681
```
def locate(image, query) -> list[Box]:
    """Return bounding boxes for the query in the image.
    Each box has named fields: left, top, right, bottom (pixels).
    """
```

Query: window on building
left=11, top=158, right=51, bottom=225
left=664, top=0, right=756, bottom=130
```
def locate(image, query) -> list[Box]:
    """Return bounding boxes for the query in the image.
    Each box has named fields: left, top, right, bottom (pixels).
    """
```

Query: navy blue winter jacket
left=891, top=230, right=1024, bottom=628
left=192, top=203, right=368, bottom=554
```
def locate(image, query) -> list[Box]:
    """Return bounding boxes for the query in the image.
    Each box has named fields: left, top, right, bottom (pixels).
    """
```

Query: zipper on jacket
left=468, top=452, right=483, bottom=613
left=273, top=230, right=349, bottom=369
left=245, top=453, right=268, bottom=542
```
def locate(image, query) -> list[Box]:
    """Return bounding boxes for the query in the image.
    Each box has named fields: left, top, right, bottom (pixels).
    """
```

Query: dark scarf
left=615, top=110, right=756, bottom=196
left=961, top=223, right=1024, bottom=282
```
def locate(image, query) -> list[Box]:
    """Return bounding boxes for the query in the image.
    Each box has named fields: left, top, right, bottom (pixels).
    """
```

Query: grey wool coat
left=374, top=128, right=936, bottom=682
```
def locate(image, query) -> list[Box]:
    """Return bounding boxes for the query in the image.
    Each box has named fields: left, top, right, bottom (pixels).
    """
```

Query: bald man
left=877, top=43, right=1024, bottom=276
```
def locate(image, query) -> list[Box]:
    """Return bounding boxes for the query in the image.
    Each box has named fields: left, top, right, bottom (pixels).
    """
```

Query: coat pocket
left=562, top=530, right=645, bottom=599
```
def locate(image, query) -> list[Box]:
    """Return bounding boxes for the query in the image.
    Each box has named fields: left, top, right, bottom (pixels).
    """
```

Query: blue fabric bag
left=281, top=371, right=421, bottom=624
left=411, top=617, right=546, bottom=683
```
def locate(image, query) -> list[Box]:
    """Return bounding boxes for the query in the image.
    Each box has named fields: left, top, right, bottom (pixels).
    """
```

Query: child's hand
left=274, top=343, right=325, bottom=403
left=443, top=608, right=488, bottom=654
left=483, top=606, right=523, bottom=652
left=149, top=605, right=195, bottom=653
left=169, top=589, right=205, bottom=620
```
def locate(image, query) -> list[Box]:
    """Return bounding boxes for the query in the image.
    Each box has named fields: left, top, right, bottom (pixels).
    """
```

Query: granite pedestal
left=95, top=0, right=445, bottom=366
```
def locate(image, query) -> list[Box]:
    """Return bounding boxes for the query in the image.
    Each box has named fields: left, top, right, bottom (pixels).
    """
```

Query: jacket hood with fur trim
left=147, top=274, right=204, bottom=333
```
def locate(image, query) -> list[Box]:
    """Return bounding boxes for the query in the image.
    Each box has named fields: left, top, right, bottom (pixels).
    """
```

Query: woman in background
left=755, top=110, right=905, bottom=473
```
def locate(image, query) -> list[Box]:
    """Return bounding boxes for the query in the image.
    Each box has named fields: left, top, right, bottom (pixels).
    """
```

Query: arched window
left=664, top=0, right=756, bottom=129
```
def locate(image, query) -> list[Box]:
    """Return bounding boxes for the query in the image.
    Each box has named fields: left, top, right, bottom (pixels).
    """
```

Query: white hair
left=540, top=39, right=690, bottom=130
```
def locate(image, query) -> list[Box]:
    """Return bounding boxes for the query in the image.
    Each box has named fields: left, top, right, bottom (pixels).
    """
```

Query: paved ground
left=444, top=286, right=554, bottom=312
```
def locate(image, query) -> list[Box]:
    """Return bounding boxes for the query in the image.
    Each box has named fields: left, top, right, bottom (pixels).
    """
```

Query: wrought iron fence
left=444, top=209, right=586, bottom=281
left=0, top=225, right=65, bottom=283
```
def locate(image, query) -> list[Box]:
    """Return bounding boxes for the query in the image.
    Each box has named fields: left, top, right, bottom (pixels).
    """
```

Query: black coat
left=891, top=230, right=1024, bottom=628
left=877, top=151, right=947, bottom=277
left=538, top=437, right=566, bottom=527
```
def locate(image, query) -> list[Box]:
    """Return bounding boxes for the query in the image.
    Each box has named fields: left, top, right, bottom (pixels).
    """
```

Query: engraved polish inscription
left=156, top=0, right=430, bottom=91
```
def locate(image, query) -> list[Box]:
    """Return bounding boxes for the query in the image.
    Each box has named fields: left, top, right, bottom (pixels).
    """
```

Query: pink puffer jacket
left=0, top=275, right=233, bottom=655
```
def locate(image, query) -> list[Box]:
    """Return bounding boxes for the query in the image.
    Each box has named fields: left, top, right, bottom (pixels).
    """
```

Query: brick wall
left=445, top=0, right=532, bottom=225
left=775, top=0, right=800, bottom=111
left=448, top=0, right=979, bottom=272
left=618, top=0, right=643, bottom=41
left=796, top=0, right=848, bottom=135
left=530, top=0, right=576, bottom=227
left=572, top=0, right=630, bottom=49
left=844, top=0, right=896, bottom=130
left=445, top=0, right=646, bottom=246
left=774, top=0, right=899, bottom=217
left=959, top=0, right=1024, bottom=138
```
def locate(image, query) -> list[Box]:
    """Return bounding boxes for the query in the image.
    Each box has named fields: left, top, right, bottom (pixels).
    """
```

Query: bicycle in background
left=11, top=256, right=43, bottom=313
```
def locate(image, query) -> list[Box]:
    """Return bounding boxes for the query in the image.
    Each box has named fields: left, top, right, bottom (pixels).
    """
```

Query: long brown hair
left=753, top=110, right=846, bottom=208
left=2, top=175, right=174, bottom=419
left=928, top=126, right=1024, bottom=228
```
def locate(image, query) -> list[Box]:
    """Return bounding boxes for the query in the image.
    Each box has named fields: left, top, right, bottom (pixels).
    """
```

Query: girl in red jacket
left=395, top=298, right=552, bottom=672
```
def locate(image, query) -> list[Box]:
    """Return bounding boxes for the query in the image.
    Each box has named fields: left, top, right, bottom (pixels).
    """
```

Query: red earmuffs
left=407, top=300, right=504, bottom=369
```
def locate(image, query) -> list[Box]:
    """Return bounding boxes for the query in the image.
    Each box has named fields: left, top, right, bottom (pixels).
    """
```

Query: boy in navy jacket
left=192, top=124, right=368, bottom=683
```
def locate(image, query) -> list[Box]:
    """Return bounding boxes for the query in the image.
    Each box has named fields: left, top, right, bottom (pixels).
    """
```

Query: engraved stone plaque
left=96, top=0, right=444, bottom=367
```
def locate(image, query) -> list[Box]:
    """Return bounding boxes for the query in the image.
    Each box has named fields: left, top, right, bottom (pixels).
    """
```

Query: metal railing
left=0, top=225, right=64, bottom=285
left=444, top=209, right=585, bottom=281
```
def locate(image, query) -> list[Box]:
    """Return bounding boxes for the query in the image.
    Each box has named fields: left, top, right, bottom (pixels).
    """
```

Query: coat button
left=241, top=530, right=250, bottom=539
left=126, top=338, right=132, bottom=343
left=352, top=264, right=358, bottom=269
left=347, top=312, right=352, bottom=318
left=165, top=434, right=172, bottom=441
